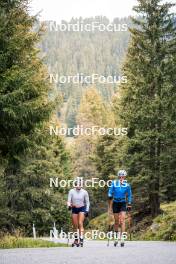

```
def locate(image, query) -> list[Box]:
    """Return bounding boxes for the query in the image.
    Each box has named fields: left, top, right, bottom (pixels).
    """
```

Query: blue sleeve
left=127, top=184, right=132, bottom=204
left=108, top=181, right=114, bottom=198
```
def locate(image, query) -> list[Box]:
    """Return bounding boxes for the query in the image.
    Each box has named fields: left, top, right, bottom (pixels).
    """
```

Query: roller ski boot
left=114, top=232, right=119, bottom=247
left=79, top=238, right=84, bottom=247
left=72, top=239, right=79, bottom=247
left=120, top=240, right=125, bottom=247
left=114, top=240, right=118, bottom=247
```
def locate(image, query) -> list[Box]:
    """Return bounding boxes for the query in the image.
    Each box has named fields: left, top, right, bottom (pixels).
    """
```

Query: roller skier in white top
left=67, top=177, right=90, bottom=247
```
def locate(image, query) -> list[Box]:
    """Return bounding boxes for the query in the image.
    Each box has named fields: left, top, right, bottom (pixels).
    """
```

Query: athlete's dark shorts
left=72, top=206, right=86, bottom=214
left=112, top=201, right=127, bottom=213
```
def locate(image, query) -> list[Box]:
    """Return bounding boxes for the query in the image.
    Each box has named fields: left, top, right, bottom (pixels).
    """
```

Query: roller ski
left=71, top=239, right=79, bottom=247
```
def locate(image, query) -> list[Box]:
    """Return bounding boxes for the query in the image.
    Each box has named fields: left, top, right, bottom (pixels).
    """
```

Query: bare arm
left=108, top=198, right=113, bottom=214
left=67, top=190, right=72, bottom=207
left=84, top=191, right=90, bottom=212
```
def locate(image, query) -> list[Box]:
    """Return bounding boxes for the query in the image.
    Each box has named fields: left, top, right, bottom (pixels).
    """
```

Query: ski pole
left=107, top=208, right=114, bottom=246
left=67, top=230, right=69, bottom=247
left=127, top=207, right=132, bottom=241
left=107, top=225, right=111, bottom=247
left=67, top=205, right=72, bottom=246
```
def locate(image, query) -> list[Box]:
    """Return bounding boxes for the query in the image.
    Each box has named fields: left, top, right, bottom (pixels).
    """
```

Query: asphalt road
left=0, top=241, right=176, bottom=264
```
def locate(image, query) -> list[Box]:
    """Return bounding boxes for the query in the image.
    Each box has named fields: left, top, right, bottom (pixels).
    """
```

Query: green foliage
left=73, top=88, right=105, bottom=177
left=134, top=202, right=176, bottom=241
left=119, top=0, right=176, bottom=216
left=0, top=0, right=71, bottom=236
left=0, top=0, right=52, bottom=159
left=1, top=0, right=175, bottom=237
left=0, top=236, right=66, bottom=249
left=0, top=127, right=72, bottom=235
left=88, top=213, right=108, bottom=232
left=41, top=17, right=131, bottom=127
left=95, top=0, right=176, bottom=217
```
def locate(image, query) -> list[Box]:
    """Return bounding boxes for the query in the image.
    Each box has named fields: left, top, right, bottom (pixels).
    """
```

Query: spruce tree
left=0, top=0, right=52, bottom=160
left=0, top=0, right=71, bottom=234
left=114, top=0, right=176, bottom=216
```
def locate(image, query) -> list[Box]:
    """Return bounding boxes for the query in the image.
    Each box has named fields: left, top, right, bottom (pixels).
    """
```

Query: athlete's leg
left=113, top=213, right=121, bottom=242
left=113, top=213, right=120, bottom=231
left=78, top=212, right=85, bottom=239
left=119, top=211, right=126, bottom=244
left=72, top=213, right=79, bottom=242
left=72, top=213, right=79, bottom=230
left=119, top=211, right=126, bottom=233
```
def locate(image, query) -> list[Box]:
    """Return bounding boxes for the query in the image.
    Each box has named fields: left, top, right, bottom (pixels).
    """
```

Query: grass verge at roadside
left=136, top=202, right=176, bottom=241
left=0, top=236, right=67, bottom=249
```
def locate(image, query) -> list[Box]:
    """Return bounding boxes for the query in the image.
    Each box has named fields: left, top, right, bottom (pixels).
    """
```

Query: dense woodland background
left=40, top=17, right=131, bottom=129
left=0, top=0, right=176, bottom=239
